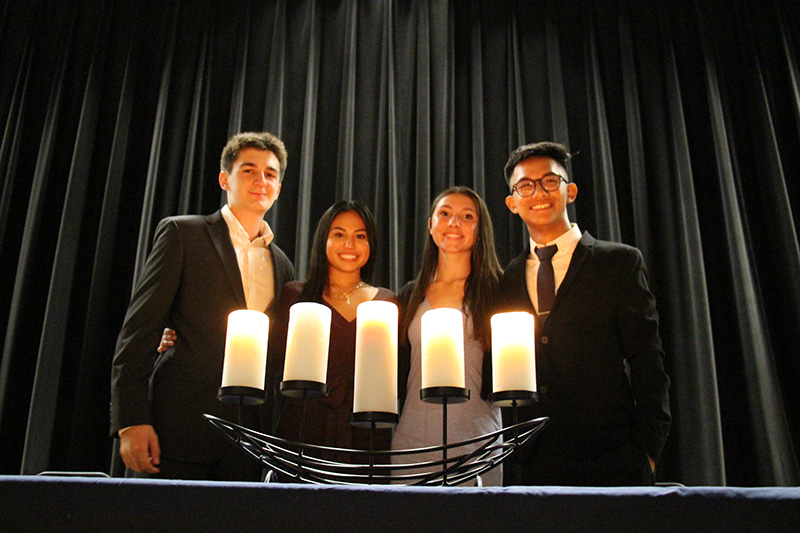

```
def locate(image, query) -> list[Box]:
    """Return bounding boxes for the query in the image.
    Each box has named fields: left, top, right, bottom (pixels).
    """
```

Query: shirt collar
left=529, top=224, right=581, bottom=261
left=221, top=204, right=274, bottom=246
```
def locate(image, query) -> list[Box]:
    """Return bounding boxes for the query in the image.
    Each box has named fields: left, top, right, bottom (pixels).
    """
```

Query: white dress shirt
left=525, top=224, right=582, bottom=313
left=221, top=204, right=275, bottom=312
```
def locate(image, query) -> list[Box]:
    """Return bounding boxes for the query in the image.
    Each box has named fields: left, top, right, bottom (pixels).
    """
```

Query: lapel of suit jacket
left=548, top=231, right=594, bottom=318
left=511, top=248, right=536, bottom=312
left=206, top=210, right=248, bottom=309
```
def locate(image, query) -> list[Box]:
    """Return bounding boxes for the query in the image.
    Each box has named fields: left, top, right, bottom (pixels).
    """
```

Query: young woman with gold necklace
left=266, top=201, right=395, bottom=465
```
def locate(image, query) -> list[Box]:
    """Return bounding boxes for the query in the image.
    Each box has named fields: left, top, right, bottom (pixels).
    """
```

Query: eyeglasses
left=511, top=174, right=567, bottom=197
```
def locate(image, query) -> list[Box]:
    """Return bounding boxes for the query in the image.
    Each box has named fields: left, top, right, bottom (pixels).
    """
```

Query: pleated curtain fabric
left=0, top=0, right=798, bottom=487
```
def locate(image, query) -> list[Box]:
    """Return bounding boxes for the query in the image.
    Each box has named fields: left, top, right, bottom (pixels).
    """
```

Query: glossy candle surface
left=353, top=301, right=399, bottom=414
left=491, top=312, right=537, bottom=393
left=420, top=307, right=466, bottom=389
left=283, top=302, right=332, bottom=384
left=221, top=310, right=270, bottom=389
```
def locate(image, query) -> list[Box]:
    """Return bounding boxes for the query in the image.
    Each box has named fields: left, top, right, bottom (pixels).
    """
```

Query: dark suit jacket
left=499, top=232, right=670, bottom=486
left=110, top=210, right=293, bottom=464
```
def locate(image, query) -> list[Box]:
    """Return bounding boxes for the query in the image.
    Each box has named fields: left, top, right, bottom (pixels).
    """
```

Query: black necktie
left=535, top=245, right=558, bottom=319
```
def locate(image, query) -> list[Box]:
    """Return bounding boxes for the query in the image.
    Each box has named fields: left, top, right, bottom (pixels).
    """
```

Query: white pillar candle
left=220, top=309, right=270, bottom=389
left=353, top=301, right=399, bottom=414
left=282, top=302, right=332, bottom=384
left=420, top=307, right=466, bottom=389
left=491, top=312, right=536, bottom=393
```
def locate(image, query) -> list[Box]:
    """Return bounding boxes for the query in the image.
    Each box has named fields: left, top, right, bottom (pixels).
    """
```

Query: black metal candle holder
left=204, top=413, right=548, bottom=486
left=218, top=386, right=266, bottom=405
left=218, top=386, right=265, bottom=427
left=419, top=386, right=470, bottom=486
left=278, top=379, right=331, bottom=478
left=279, top=380, right=329, bottom=398
left=350, top=411, right=399, bottom=428
left=488, top=390, right=538, bottom=407
left=489, top=390, right=538, bottom=428
left=349, top=411, right=399, bottom=484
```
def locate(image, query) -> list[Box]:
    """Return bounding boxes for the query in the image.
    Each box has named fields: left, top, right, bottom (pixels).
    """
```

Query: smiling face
left=326, top=210, right=371, bottom=276
left=505, top=155, right=578, bottom=244
left=219, top=147, right=282, bottom=220
left=429, top=193, right=479, bottom=254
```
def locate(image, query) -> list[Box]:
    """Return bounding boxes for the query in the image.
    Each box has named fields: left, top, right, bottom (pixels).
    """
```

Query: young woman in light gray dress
left=391, top=186, right=504, bottom=486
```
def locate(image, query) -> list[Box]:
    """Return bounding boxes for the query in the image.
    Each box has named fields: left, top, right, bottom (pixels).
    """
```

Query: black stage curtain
left=0, top=0, right=798, bottom=487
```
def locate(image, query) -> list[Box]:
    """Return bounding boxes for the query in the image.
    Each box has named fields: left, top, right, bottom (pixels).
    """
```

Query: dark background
left=1, top=0, right=798, bottom=486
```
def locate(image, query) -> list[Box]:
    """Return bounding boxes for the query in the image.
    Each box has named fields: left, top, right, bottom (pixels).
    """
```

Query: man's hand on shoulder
left=119, top=424, right=161, bottom=474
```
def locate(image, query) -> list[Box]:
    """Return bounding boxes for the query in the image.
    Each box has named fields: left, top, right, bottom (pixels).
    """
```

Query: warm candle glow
left=221, top=310, right=270, bottom=389
left=420, top=308, right=465, bottom=389
left=283, top=302, right=332, bottom=384
left=353, top=301, right=399, bottom=414
left=491, top=312, right=536, bottom=393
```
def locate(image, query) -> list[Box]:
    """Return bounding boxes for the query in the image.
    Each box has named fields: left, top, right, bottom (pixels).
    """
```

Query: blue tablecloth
left=2, top=475, right=799, bottom=532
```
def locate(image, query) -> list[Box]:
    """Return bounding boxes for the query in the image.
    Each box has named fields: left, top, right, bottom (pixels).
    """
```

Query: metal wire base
left=203, top=413, right=548, bottom=486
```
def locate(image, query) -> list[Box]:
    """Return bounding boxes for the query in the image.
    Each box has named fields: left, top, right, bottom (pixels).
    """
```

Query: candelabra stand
left=217, top=386, right=265, bottom=428
left=419, top=386, right=470, bottom=486
left=204, top=413, right=548, bottom=486
left=279, top=380, right=330, bottom=478
left=489, top=390, right=538, bottom=437
left=350, top=411, right=399, bottom=484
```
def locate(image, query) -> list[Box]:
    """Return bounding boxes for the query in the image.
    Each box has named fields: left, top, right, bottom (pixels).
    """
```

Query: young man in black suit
left=500, top=141, right=671, bottom=486
left=110, top=132, right=294, bottom=480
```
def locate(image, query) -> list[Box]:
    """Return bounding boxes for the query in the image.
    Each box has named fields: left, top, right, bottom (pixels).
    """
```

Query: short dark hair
left=503, top=141, right=572, bottom=185
left=220, top=131, right=288, bottom=180
left=298, top=200, right=379, bottom=303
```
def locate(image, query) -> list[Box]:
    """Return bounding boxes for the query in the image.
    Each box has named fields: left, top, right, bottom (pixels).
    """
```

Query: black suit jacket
left=499, top=232, right=670, bottom=486
left=110, top=210, right=293, bottom=464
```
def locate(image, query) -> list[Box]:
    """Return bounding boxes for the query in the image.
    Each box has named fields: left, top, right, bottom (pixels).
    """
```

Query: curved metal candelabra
left=203, top=414, right=548, bottom=486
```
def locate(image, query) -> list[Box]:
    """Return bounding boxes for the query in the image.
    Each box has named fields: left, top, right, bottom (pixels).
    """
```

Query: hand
left=119, top=424, right=161, bottom=474
left=157, top=328, right=177, bottom=353
left=647, top=454, right=656, bottom=473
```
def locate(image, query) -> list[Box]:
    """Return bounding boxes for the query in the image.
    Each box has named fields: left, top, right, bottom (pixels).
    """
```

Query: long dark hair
left=400, top=186, right=502, bottom=349
left=298, top=200, right=379, bottom=303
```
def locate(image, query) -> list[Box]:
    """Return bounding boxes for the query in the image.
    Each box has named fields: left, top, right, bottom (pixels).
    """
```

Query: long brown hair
left=400, top=186, right=502, bottom=349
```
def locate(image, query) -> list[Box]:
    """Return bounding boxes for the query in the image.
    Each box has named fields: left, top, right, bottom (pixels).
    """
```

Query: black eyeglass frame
left=510, top=174, right=568, bottom=197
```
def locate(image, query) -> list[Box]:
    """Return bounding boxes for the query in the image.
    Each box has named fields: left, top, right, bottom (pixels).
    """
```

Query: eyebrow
left=517, top=172, right=560, bottom=181
left=437, top=204, right=477, bottom=212
left=238, top=161, right=279, bottom=173
left=330, top=226, right=367, bottom=232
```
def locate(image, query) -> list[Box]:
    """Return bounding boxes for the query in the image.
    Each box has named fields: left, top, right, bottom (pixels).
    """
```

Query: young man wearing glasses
left=500, top=141, right=671, bottom=486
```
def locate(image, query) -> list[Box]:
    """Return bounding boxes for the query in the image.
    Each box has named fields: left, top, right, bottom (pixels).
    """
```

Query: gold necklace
left=328, top=281, right=365, bottom=305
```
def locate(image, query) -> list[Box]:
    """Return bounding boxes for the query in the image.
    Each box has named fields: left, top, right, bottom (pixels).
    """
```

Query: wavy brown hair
left=220, top=131, right=288, bottom=180
left=400, top=186, right=502, bottom=349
